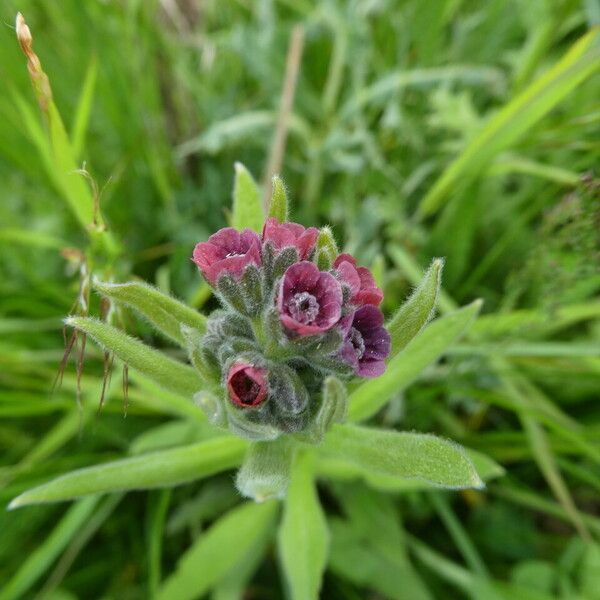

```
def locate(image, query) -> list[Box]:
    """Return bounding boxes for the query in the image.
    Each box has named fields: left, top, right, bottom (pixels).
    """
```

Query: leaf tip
left=470, top=298, right=484, bottom=314
left=7, top=495, right=26, bottom=511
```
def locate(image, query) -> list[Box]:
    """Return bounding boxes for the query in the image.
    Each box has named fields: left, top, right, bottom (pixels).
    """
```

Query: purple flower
left=334, top=253, right=383, bottom=307
left=262, top=217, right=318, bottom=260
left=193, top=227, right=262, bottom=285
left=339, top=305, right=390, bottom=377
left=277, top=261, right=343, bottom=336
left=227, top=361, right=268, bottom=407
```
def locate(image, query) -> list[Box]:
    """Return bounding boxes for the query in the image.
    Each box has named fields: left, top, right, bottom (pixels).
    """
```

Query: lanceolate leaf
left=349, top=300, right=482, bottom=422
left=418, top=28, right=600, bottom=217
left=66, top=317, right=203, bottom=398
left=278, top=451, right=330, bottom=600
left=321, top=424, right=484, bottom=489
left=9, top=436, right=247, bottom=508
left=387, top=258, right=443, bottom=358
left=317, top=448, right=503, bottom=492
left=158, top=501, right=278, bottom=600
left=94, top=280, right=207, bottom=346
left=232, top=162, right=264, bottom=232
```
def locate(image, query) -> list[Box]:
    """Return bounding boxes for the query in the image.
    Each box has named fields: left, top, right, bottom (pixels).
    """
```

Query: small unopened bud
left=314, top=226, right=338, bottom=270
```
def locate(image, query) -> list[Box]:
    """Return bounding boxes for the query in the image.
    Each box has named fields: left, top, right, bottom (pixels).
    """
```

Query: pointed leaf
left=9, top=436, right=247, bottom=507
left=94, top=280, right=207, bottom=346
left=232, top=162, right=264, bottom=232
left=269, top=175, right=289, bottom=222
left=278, top=451, right=329, bottom=600
left=320, top=424, right=484, bottom=489
left=387, top=258, right=444, bottom=358
left=158, top=501, right=278, bottom=600
left=66, top=317, right=203, bottom=398
left=349, top=300, right=482, bottom=422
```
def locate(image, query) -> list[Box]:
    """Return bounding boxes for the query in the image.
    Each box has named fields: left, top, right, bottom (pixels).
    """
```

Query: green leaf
left=317, top=448, right=503, bottom=492
left=278, top=451, right=329, bottom=600
left=268, top=175, right=289, bottom=222
left=9, top=436, right=247, bottom=507
left=387, top=258, right=444, bottom=358
left=236, top=438, right=294, bottom=501
left=66, top=317, right=203, bottom=398
left=0, top=496, right=100, bottom=600
left=349, top=300, right=482, bottom=421
left=94, top=280, right=207, bottom=346
left=232, top=162, right=264, bottom=232
left=320, top=424, right=484, bottom=489
left=315, top=226, right=338, bottom=270
left=418, top=28, right=600, bottom=217
left=158, top=501, right=278, bottom=600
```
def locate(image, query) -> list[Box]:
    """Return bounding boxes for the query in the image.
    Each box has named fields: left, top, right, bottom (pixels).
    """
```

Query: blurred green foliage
left=0, top=0, right=599, bottom=598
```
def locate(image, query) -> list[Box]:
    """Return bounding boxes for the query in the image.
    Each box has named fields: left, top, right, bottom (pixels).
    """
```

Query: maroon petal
left=227, top=362, right=268, bottom=407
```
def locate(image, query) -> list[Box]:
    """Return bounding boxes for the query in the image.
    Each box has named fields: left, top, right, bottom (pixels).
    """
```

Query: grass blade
left=158, top=501, right=278, bottom=600
left=418, top=28, right=600, bottom=217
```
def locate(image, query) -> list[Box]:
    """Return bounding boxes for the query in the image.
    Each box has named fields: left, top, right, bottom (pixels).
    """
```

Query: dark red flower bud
left=262, top=217, right=318, bottom=260
left=193, top=227, right=262, bottom=286
left=227, top=361, right=268, bottom=407
left=339, top=305, right=390, bottom=377
left=334, top=253, right=383, bottom=306
left=277, top=261, right=343, bottom=336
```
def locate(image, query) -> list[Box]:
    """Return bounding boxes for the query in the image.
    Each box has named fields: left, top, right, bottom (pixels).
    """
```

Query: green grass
left=1, top=0, right=599, bottom=598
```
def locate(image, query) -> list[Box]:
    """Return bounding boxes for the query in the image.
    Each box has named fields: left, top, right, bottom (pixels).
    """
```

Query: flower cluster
left=191, top=218, right=390, bottom=441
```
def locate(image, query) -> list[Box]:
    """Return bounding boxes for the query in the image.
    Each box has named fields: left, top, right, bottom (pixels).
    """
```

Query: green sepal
left=181, top=324, right=220, bottom=384
left=235, top=438, right=295, bottom=501
left=241, top=264, right=264, bottom=317
left=226, top=402, right=281, bottom=442
left=216, top=274, right=247, bottom=314
left=193, top=390, right=227, bottom=427
left=268, top=363, right=310, bottom=417
left=315, top=226, right=338, bottom=270
left=272, top=247, right=300, bottom=281
left=268, top=175, right=289, bottom=222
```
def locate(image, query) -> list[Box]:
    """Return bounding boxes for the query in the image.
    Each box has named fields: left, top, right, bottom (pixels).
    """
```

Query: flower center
left=288, top=291, right=320, bottom=324
left=349, top=327, right=366, bottom=360
left=225, top=251, right=244, bottom=258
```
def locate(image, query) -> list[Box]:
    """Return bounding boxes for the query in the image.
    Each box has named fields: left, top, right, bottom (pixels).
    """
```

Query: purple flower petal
left=193, top=227, right=262, bottom=285
left=277, top=261, right=343, bottom=336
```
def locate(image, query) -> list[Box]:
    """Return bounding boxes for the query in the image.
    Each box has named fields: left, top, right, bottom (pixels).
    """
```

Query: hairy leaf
left=94, top=280, right=207, bottom=346
left=320, top=425, right=484, bottom=489
left=66, top=317, right=203, bottom=398
left=9, top=436, right=247, bottom=507
left=349, top=300, right=482, bottom=421
left=278, top=451, right=329, bottom=600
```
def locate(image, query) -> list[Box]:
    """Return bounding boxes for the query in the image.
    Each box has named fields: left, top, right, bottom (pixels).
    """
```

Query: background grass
left=0, top=0, right=599, bottom=598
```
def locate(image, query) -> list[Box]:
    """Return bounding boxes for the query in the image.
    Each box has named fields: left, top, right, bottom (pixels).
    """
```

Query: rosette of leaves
left=8, top=165, right=501, bottom=600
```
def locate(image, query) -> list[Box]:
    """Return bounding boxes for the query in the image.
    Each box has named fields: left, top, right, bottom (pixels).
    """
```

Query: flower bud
left=193, top=227, right=261, bottom=286
left=226, top=361, right=268, bottom=407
